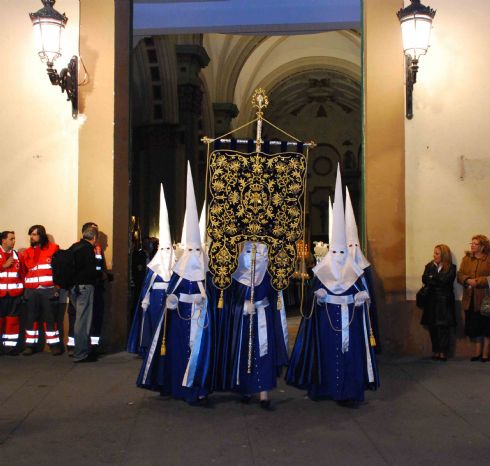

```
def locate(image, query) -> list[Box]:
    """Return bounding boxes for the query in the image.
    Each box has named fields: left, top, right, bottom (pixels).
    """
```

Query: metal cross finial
left=251, top=88, right=269, bottom=152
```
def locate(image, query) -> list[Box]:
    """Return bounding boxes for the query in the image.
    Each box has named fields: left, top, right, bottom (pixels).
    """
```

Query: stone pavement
left=1, top=351, right=489, bottom=466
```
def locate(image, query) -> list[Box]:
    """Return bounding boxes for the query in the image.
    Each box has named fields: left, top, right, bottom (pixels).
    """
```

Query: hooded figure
left=345, top=187, right=380, bottom=346
left=128, top=184, right=174, bottom=356
left=286, top=164, right=379, bottom=404
left=137, top=163, right=213, bottom=404
left=214, top=241, right=289, bottom=409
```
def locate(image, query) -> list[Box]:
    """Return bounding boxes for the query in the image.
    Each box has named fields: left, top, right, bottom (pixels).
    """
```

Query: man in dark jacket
left=70, top=225, right=98, bottom=363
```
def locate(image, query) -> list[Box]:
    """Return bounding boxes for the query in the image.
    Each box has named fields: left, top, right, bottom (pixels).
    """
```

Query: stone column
left=213, top=102, right=239, bottom=136
left=175, top=44, right=210, bottom=222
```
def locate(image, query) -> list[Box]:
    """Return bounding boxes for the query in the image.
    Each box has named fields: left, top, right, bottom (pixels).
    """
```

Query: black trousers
left=428, top=325, right=450, bottom=354
left=24, top=288, right=60, bottom=347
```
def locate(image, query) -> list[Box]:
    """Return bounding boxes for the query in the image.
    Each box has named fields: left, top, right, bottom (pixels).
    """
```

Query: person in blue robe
left=127, top=184, right=174, bottom=357
left=286, top=165, right=379, bottom=405
left=136, top=163, right=213, bottom=405
left=287, top=278, right=378, bottom=403
left=214, top=242, right=289, bottom=409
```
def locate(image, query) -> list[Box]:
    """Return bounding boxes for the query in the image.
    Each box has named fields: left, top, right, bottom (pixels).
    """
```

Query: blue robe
left=136, top=274, right=214, bottom=403
left=215, top=274, right=289, bottom=395
left=127, top=270, right=168, bottom=356
left=286, top=277, right=379, bottom=402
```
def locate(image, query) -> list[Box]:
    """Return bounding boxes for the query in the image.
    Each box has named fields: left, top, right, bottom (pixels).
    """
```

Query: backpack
left=51, top=243, right=84, bottom=290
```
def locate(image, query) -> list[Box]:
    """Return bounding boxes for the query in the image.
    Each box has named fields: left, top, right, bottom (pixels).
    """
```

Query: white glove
left=354, top=291, right=370, bottom=307
left=314, top=288, right=328, bottom=303
left=166, top=294, right=179, bottom=309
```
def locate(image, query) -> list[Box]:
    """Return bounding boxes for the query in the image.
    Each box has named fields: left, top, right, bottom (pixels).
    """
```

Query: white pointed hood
left=199, top=200, right=208, bottom=251
left=172, top=162, right=208, bottom=281
left=180, top=210, right=187, bottom=247
left=328, top=196, right=333, bottom=246
left=232, top=241, right=269, bottom=287
left=313, top=164, right=363, bottom=293
left=147, top=184, right=174, bottom=281
left=174, top=209, right=187, bottom=262
left=345, top=187, right=370, bottom=270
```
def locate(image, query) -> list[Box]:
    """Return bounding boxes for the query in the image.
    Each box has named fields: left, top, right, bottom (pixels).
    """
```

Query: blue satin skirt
left=286, top=278, right=379, bottom=402
left=214, top=276, right=289, bottom=395
left=136, top=275, right=213, bottom=403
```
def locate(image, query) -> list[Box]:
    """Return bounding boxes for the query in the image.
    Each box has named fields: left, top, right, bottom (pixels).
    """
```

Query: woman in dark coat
left=421, top=244, right=456, bottom=361
left=457, top=234, right=490, bottom=362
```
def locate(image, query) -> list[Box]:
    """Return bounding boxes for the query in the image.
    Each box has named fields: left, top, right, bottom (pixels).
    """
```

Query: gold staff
left=247, top=242, right=257, bottom=374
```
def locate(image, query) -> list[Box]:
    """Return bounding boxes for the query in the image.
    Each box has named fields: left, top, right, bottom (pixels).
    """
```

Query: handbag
left=415, top=285, right=430, bottom=309
left=480, top=293, right=490, bottom=317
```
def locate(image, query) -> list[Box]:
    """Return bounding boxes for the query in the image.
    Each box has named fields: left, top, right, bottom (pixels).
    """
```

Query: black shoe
left=481, top=357, right=489, bottom=363
left=6, top=349, right=20, bottom=356
left=22, top=347, right=37, bottom=356
left=189, top=396, right=210, bottom=407
left=438, top=356, right=447, bottom=362
left=260, top=399, right=274, bottom=411
left=74, top=354, right=98, bottom=363
left=51, top=345, right=63, bottom=356
left=471, top=355, right=482, bottom=362
left=337, top=399, right=360, bottom=409
left=240, top=395, right=253, bottom=404
left=196, top=396, right=209, bottom=406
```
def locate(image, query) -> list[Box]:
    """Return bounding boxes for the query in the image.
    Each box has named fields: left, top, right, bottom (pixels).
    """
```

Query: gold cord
left=160, top=309, right=168, bottom=356
left=324, top=302, right=357, bottom=332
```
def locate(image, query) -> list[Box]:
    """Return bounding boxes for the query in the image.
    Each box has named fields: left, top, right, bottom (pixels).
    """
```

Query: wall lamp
left=29, top=0, right=78, bottom=119
left=397, top=0, right=436, bottom=119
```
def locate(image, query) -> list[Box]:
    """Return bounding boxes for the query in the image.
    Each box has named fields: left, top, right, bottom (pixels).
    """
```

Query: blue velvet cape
left=286, top=276, right=379, bottom=402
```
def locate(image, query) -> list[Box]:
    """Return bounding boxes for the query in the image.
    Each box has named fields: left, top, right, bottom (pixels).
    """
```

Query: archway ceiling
left=267, top=69, right=361, bottom=121
left=202, top=31, right=360, bottom=108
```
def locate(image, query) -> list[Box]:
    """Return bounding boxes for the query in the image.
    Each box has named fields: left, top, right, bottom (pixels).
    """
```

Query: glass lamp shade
left=400, top=13, right=433, bottom=59
left=29, top=1, right=68, bottom=64
left=31, top=18, right=64, bottom=63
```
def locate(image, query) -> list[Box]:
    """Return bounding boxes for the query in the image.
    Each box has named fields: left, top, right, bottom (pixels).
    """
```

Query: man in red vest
left=0, top=231, right=24, bottom=355
left=22, top=225, right=62, bottom=356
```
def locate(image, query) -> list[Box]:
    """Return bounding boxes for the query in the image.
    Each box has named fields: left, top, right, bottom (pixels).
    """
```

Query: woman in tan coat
left=457, top=234, right=490, bottom=362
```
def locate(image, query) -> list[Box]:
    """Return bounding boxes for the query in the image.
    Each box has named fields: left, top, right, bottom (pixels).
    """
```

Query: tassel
left=277, top=292, right=282, bottom=310
left=218, top=290, right=224, bottom=309
left=365, top=303, right=376, bottom=347
left=160, top=339, right=167, bottom=356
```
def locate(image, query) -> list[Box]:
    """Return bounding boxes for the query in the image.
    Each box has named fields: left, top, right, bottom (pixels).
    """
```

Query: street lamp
left=29, top=0, right=78, bottom=119
left=397, top=0, right=436, bottom=119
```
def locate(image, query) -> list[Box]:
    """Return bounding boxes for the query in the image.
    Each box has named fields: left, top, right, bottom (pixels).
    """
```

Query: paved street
left=1, top=349, right=489, bottom=466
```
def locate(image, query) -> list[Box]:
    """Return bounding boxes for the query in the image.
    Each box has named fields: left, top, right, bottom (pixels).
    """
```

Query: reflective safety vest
left=94, top=244, right=104, bottom=272
left=0, top=249, right=24, bottom=297
left=23, top=242, right=59, bottom=288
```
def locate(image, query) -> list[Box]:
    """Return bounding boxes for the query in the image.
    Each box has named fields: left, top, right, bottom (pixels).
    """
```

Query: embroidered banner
left=207, top=149, right=307, bottom=291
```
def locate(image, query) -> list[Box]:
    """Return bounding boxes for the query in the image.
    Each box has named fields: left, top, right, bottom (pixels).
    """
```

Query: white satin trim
left=243, top=297, right=269, bottom=357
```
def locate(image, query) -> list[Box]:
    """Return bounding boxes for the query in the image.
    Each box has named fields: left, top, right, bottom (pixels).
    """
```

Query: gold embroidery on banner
left=207, top=149, right=307, bottom=291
